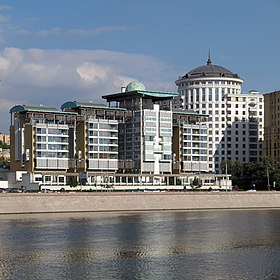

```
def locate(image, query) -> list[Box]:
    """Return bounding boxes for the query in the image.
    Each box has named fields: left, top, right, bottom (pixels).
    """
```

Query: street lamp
left=267, top=168, right=271, bottom=191
left=225, top=161, right=228, bottom=192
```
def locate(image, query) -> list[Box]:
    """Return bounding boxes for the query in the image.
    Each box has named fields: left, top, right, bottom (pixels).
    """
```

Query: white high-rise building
left=175, top=55, right=264, bottom=172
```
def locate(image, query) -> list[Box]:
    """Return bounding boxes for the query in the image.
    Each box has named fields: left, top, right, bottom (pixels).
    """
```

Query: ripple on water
left=1, top=210, right=280, bottom=279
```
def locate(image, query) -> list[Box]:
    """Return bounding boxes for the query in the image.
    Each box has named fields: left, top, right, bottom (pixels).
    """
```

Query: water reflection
left=0, top=210, right=280, bottom=279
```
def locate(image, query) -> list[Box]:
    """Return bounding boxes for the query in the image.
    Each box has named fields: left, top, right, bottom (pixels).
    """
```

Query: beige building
left=9, top=105, right=77, bottom=184
left=264, top=90, right=280, bottom=165
left=0, top=133, right=10, bottom=145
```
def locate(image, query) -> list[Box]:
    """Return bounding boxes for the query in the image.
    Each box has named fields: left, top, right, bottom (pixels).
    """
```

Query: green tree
left=220, top=159, right=232, bottom=174
left=0, top=140, right=9, bottom=149
left=232, top=160, right=243, bottom=177
left=0, top=156, right=10, bottom=169
left=68, top=176, right=78, bottom=187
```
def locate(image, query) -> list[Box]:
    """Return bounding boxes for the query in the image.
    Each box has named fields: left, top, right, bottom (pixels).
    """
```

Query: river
left=0, top=210, right=280, bottom=280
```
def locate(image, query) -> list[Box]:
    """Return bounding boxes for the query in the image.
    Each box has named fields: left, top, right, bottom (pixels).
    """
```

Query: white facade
left=104, top=81, right=176, bottom=175
left=142, top=104, right=173, bottom=173
left=175, top=58, right=263, bottom=172
left=35, top=124, right=69, bottom=170
left=181, top=123, right=208, bottom=172
left=86, top=118, right=118, bottom=171
left=172, top=111, right=209, bottom=173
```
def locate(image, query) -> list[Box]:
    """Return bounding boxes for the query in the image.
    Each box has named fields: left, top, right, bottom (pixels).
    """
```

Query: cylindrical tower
left=175, top=56, right=243, bottom=172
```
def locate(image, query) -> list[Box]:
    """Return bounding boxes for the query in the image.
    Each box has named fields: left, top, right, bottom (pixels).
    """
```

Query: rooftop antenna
left=207, top=49, right=212, bottom=65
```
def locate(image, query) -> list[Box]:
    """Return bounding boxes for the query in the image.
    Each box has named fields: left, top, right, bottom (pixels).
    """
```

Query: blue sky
left=0, top=0, right=279, bottom=132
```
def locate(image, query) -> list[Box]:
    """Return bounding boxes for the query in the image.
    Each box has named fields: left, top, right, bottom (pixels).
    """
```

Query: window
left=215, top=88, right=219, bottom=101
left=202, top=88, right=206, bottom=101
left=58, top=177, right=65, bottom=184
left=44, top=176, right=51, bottom=182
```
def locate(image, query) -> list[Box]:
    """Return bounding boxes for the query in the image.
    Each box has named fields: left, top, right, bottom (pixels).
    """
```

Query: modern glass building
left=172, top=110, right=208, bottom=173
left=61, top=101, right=125, bottom=173
left=9, top=82, right=230, bottom=190
left=9, top=105, right=77, bottom=185
left=103, top=81, right=177, bottom=175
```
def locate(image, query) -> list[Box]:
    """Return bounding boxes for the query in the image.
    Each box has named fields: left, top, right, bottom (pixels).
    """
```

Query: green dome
left=125, top=81, right=146, bottom=92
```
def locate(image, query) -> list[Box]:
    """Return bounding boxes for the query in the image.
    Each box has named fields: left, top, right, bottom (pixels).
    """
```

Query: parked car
left=41, top=188, right=55, bottom=193
left=6, top=188, right=23, bottom=193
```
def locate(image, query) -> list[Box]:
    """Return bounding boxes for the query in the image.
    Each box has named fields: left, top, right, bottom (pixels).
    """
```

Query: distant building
left=0, top=148, right=10, bottom=160
left=175, top=55, right=263, bottom=172
left=264, top=90, right=280, bottom=165
left=0, top=133, right=10, bottom=146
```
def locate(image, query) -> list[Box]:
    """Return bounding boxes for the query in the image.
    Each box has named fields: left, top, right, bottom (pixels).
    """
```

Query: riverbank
left=0, top=191, right=279, bottom=214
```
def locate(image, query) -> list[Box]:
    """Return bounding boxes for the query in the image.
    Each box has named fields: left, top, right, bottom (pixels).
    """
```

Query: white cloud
left=0, top=5, right=128, bottom=42
left=0, top=5, right=10, bottom=12
left=65, top=26, right=129, bottom=37
left=14, top=26, right=129, bottom=38
left=0, top=15, right=9, bottom=23
left=0, top=48, right=177, bottom=132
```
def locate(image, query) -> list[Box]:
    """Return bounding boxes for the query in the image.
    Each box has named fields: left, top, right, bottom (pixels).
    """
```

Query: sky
left=0, top=0, right=279, bottom=132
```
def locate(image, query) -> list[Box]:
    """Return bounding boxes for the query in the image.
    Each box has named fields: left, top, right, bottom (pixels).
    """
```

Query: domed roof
left=183, top=57, right=240, bottom=79
left=125, top=81, right=146, bottom=92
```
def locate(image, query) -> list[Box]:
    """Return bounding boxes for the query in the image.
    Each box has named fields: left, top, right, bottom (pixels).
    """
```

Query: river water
left=0, top=210, right=280, bottom=280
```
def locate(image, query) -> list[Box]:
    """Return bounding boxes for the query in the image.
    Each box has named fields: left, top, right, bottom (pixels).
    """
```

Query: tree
left=68, top=176, right=78, bottom=188
left=0, top=156, right=10, bottom=169
left=192, top=177, right=201, bottom=189
left=220, top=159, right=232, bottom=174
left=232, top=160, right=243, bottom=177
left=0, top=140, right=9, bottom=149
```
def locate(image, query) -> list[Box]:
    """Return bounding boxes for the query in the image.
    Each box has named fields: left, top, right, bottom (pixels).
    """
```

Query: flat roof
left=172, top=109, right=209, bottom=117
left=61, top=101, right=126, bottom=111
left=102, top=90, right=178, bottom=102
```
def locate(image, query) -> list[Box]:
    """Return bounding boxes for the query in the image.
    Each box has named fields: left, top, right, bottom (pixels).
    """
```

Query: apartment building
left=172, top=110, right=208, bottom=173
left=102, top=81, right=177, bottom=175
left=61, top=101, right=125, bottom=172
left=264, top=90, right=280, bottom=165
left=175, top=55, right=263, bottom=172
left=9, top=82, right=226, bottom=189
left=9, top=104, right=77, bottom=184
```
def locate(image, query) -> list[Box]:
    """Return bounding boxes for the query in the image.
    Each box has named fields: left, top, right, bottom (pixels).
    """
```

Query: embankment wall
left=0, top=192, right=280, bottom=214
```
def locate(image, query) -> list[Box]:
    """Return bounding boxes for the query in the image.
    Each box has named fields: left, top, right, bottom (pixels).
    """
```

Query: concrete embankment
left=0, top=191, right=280, bottom=214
